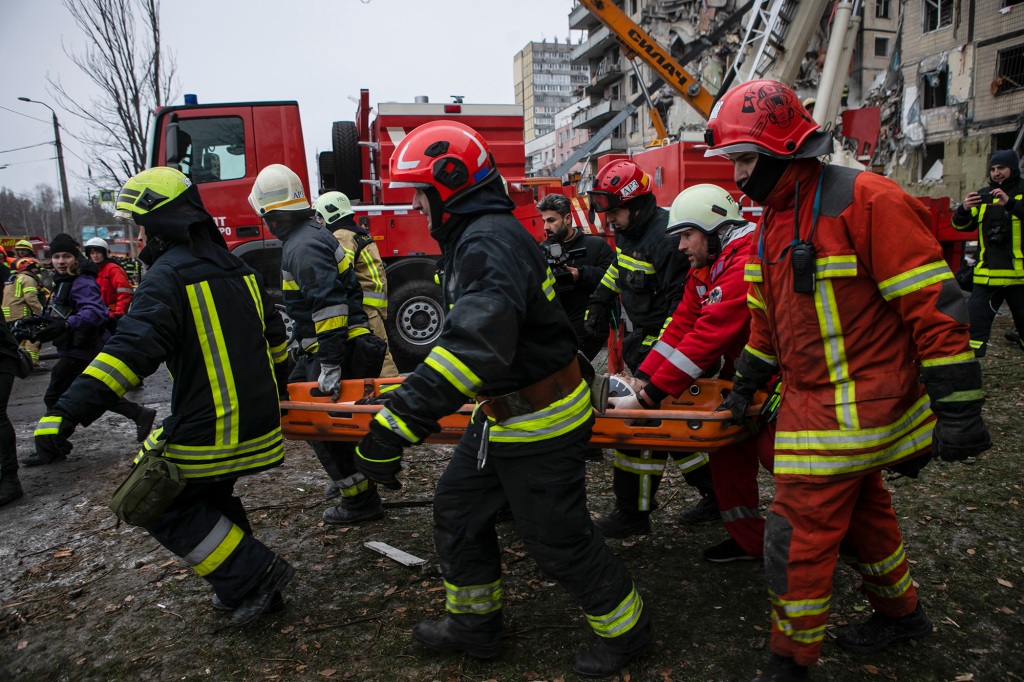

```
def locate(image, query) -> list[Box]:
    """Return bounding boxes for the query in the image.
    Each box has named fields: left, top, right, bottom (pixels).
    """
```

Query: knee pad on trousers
left=764, top=511, right=793, bottom=595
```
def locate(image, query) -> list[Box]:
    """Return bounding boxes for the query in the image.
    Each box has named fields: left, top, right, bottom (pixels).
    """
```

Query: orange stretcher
left=281, top=378, right=764, bottom=453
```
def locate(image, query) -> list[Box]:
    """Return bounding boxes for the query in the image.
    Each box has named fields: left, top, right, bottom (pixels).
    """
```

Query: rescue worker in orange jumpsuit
left=609, top=183, right=776, bottom=562
left=704, top=80, right=992, bottom=681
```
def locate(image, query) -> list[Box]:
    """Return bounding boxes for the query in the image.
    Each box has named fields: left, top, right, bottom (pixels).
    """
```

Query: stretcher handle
left=278, top=401, right=763, bottom=421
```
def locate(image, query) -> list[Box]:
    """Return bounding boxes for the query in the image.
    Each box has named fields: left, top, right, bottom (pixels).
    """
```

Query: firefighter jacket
left=47, top=269, right=110, bottom=361
left=333, top=219, right=388, bottom=314
left=637, top=226, right=756, bottom=401
left=541, top=228, right=615, bottom=338
left=94, top=258, right=135, bottom=317
left=372, top=179, right=591, bottom=456
left=744, top=160, right=974, bottom=480
left=2, top=270, right=43, bottom=321
left=590, top=202, right=688, bottom=335
left=53, top=240, right=289, bottom=481
left=277, top=218, right=371, bottom=364
left=951, top=175, right=1024, bottom=286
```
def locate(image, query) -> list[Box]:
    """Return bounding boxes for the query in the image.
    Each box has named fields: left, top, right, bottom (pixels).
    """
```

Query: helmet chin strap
left=706, top=233, right=722, bottom=263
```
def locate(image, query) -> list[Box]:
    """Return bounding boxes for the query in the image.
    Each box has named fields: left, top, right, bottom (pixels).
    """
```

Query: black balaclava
left=739, top=154, right=793, bottom=204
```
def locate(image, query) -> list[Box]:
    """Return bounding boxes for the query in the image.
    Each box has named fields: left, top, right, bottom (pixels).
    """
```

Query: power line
left=0, top=141, right=53, bottom=155
left=0, top=105, right=51, bottom=125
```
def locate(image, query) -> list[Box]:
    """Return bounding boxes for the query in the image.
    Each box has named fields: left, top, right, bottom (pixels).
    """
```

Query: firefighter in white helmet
left=249, top=164, right=387, bottom=525
left=608, top=183, right=777, bottom=563
left=313, top=191, right=399, bottom=378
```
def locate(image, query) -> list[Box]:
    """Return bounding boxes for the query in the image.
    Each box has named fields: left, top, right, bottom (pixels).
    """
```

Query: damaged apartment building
left=886, top=0, right=1024, bottom=200
left=561, top=0, right=897, bottom=162
left=525, top=0, right=1022, bottom=202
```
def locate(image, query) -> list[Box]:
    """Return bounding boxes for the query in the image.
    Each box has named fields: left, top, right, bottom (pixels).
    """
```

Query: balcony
left=569, top=2, right=600, bottom=31
left=587, top=58, right=624, bottom=95
left=572, top=98, right=628, bottom=130
left=572, top=25, right=615, bottom=62
left=592, top=135, right=628, bottom=155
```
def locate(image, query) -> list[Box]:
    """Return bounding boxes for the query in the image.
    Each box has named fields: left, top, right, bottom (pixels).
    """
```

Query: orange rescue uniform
left=744, top=160, right=974, bottom=665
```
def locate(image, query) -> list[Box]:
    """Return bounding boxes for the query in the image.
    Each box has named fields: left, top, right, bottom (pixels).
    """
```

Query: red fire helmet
left=703, top=80, right=831, bottom=159
left=389, top=120, right=495, bottom=204
left=587, top=160, right=653, bottom=212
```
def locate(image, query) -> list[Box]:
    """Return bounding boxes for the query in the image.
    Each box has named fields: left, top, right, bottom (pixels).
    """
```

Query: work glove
left=715, top=349, right=776, bottom=427
left=583, top=301, right=609, bottom=339
left=317, top=362, right=342, bottom=401
left=355, top=424, right=406, bottom=490
left=34, top=412, right=77, bottom=460
left=354, top=395, right=391, bottom=406
left=921, top=362, right=992, bottom=462
left=34, top=318, right=70, bottom=343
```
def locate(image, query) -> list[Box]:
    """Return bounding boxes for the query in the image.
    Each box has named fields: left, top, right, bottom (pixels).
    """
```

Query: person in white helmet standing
left=83, top=237, right=134, bottom=330
left=249, top=164, right=387, bottom=526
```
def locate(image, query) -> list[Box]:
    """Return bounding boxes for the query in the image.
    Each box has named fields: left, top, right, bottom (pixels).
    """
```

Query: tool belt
left=477, top=358, right=582, bottom=423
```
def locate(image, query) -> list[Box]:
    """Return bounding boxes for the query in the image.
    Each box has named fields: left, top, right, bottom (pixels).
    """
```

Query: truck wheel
left=317, top=150, right=336, bottom=192
left=386, top=279, right=444, bottom=372
left=331, top=121, right=361, bottom=200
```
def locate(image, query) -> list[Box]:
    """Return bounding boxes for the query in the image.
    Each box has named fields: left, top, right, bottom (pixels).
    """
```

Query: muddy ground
left=2, top=315, right=1023, bottom=682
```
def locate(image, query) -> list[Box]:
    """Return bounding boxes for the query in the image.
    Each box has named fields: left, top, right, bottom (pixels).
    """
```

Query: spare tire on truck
left=331, top=121, right=361, bottom=201
left=385, top=268, right=445, bottom=373
left=317, top=150, right=336, bottom=193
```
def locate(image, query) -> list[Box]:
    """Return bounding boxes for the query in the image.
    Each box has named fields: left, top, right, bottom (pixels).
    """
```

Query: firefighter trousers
left=147, top=478, right=277, bottom=606
left=433, top=420, right=647, bottom=643
left=708, top=423, right=775, bottom=557
left=967, top=282, right=1024, bottom=351
left=291, top=355, right=369, bottom=499
left=765, top=471, right=919, bottom=666
left=610, top=449, right=714, bottom=513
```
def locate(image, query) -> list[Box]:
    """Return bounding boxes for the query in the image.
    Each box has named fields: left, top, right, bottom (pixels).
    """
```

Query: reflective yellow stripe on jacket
left=488, top=380, right=592, bottom=443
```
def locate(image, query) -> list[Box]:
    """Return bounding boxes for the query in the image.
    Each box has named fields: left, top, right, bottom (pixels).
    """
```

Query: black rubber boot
left=322, top=488, right=384, bottom=525
left=232, top=556, right=295, bottom=625
left=212, top=590, right=284, bottom=614
left=411, top=617, right=502, bottom=659
left=593, top=509, right=651, bottom=539
left=323, top=481, right=340, bottom=500
left=570, top=612, right=653, bottom=679
left=22, top=448, right=68, bottom=467
left=0, top=471, right=24, bottom=507
left=135, top=406, right=157, bottom=443
left=752, top=654, right=810, bottom=681
left=834, top=602, right=932, bottom=653
left=676, top=493, right=720, bottom=525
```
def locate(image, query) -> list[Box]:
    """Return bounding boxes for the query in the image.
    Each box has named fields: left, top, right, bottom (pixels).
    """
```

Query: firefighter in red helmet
left=706, top=80, right=991, bottom=681
left=354, top=120, right=652, bottom=678
left=585, top=159, right=720, bottom=538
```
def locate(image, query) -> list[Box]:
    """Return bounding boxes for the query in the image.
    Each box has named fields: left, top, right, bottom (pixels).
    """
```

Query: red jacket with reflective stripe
left=95, top=259, right=134, bottom=317
left=744, top=160, right=973, bottom=480
left=639, top=230, right=753, bottom=397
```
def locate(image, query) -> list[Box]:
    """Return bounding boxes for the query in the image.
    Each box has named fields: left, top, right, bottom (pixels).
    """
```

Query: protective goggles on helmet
left=587, top=190, right=626, bottom=213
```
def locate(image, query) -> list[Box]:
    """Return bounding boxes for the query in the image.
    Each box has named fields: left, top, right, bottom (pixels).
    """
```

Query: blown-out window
left=994, top=44, right=1024, bottom=95
left=923, top=0, right=952, bottom=32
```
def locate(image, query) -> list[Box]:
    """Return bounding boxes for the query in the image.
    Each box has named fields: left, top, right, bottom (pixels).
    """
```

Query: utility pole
left=18, top=97, right=73, bottom=237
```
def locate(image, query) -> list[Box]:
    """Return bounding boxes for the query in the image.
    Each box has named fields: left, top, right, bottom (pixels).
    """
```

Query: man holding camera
left=952, top=149, right=1024, bottom=356
left=538, top=194, right=615, bottom=360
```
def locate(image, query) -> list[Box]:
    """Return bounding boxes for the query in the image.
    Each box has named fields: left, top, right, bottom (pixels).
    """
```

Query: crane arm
left=579, top=0, right=716, bottom=120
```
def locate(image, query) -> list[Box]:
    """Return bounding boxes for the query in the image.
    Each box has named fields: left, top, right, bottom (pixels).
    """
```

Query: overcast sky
left=1, top=0, right=579, bottom=201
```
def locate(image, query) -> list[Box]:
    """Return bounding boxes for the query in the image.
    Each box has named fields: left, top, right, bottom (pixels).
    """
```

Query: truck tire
left=317, top=150, right=336, bottom=192
left=386, top=279, right=445, bottom=372
left=331, top=121, right=361, bottom=200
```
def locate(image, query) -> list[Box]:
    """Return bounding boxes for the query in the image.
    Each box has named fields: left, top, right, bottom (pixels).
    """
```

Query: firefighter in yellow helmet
left=313, top=191, right=399, bottom=378
left=34, top=167, right=295, bottom=624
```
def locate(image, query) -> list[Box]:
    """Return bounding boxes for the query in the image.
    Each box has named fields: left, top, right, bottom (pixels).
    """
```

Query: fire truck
left=146, top=90, right=585, bottom=370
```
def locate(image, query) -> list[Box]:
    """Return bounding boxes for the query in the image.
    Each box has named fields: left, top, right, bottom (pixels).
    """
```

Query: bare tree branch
left=47, top=0, right=179, bottom=191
